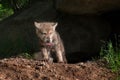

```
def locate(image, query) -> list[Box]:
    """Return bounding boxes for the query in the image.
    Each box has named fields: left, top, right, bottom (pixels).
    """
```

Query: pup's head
left=34, top=22, right=58, bottom=46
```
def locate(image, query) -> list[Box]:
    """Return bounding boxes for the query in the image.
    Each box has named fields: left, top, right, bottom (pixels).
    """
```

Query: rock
left=0, top=0, right=57, bottom=58
left=57, top=14, right=111, bottom=62
left=0, top=0, right=111, bottom=62
left=56, top=0, right=120, bottom=15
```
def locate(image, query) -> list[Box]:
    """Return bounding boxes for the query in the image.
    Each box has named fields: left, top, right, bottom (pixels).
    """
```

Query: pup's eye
left=49, top=32, right=52, bottom=34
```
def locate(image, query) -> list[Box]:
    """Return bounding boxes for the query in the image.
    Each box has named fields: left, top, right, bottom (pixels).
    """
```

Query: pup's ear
left=34, top=22, right=41, bottom=29
left=52, top=23, right=58, bottom=30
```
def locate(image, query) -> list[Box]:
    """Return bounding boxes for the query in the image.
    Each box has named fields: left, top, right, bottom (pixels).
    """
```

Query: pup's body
left=34, top=22, right=67, bottom=63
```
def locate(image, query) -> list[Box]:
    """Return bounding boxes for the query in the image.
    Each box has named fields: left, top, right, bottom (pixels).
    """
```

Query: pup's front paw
left=58, top=61, right=66, bottom=64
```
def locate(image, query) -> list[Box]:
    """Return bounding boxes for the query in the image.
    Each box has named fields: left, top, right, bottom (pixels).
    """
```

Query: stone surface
left=56, top=14, right=111, bottom=62
left=0, top=0, right=111, bottom=62
left=56, top=0, right=120, bottom=15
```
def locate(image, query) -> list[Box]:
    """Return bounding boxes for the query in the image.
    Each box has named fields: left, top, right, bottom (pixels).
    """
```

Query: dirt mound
left=0, top=57, right=116, bottom=80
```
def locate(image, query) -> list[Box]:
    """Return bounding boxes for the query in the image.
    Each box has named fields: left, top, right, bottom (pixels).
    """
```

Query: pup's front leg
left=55, top=46, right=64, bottom=63
left=41, top=48, right=49, bottom=61
left=41, top=48, right=53, bottom=63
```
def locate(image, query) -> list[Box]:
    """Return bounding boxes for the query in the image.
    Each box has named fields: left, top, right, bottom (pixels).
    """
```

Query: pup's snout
left=46, top=39, right=50, bottom=43
left=46, top=37, right=50, bottom=43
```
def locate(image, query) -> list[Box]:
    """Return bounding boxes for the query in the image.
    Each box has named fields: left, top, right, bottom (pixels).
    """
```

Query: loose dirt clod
left=0, top=57, right=117, bottom=80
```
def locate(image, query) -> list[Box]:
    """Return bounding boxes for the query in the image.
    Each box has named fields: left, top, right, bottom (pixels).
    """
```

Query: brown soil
left=0, top=57, right=117, bottom=80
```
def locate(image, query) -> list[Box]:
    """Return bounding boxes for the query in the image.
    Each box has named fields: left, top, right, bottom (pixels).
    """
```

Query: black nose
left=46, top=40, right=50, bottom=43
left=46, top=37, right=50, bottom=43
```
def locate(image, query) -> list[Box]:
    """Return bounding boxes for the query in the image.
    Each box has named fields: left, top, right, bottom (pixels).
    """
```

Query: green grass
left=19, top=53, right=33, bottom=59
left=100, top=40, right=120, bottom=80
left=100, top=41, right=120, bottom=72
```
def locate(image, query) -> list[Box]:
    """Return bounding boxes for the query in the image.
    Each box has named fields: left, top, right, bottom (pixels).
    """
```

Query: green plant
left=100, top=41, right=120, bottom=72
left=0, top=4, right=13, bottom=20
left=20, top=53, right=33, bottom=59
left=100, top=40, right=120, bottom=80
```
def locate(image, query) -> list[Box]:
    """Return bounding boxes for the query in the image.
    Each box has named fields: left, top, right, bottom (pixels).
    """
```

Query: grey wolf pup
left=34, top=22, right=67, bottom=63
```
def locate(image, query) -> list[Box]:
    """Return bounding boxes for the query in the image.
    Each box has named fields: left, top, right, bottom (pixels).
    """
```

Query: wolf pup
left=34, top=22, right=67, bottom=63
